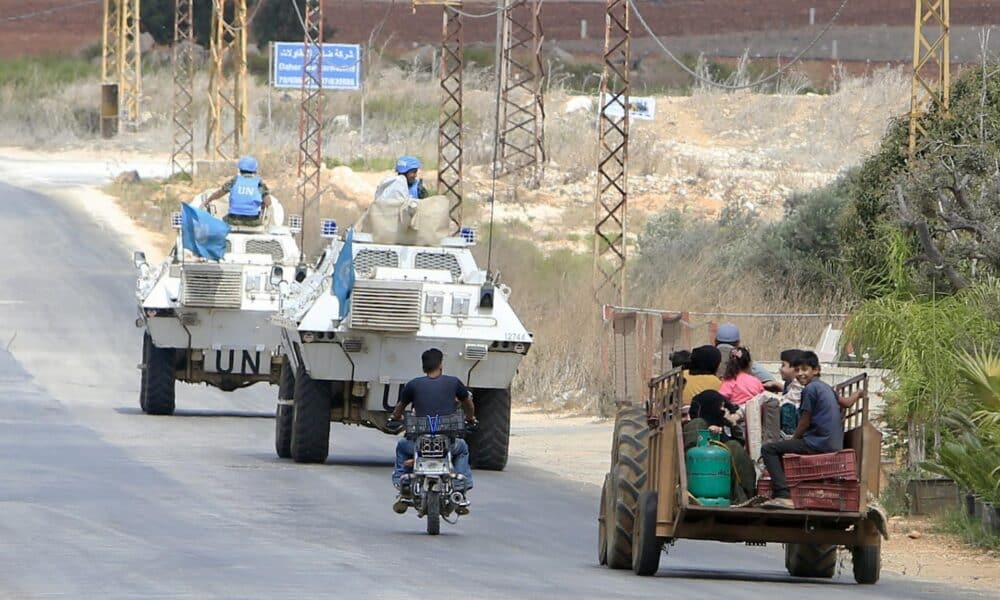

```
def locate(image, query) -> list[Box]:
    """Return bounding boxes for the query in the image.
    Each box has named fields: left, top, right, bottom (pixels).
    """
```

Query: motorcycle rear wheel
left=426, top=490, right=441, bottom=535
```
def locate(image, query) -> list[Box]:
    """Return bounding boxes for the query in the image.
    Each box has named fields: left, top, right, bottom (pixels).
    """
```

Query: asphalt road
left=0, top=177, right=985, bottom=599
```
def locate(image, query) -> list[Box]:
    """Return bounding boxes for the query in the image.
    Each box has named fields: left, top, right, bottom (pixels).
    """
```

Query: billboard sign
left=600, top=94, right=656, bottom=121
left=273, top=42, right=362, bottom=90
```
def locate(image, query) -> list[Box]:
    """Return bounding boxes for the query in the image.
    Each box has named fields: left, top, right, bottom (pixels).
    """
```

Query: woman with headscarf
left=684, top=390, right=758, bottom=503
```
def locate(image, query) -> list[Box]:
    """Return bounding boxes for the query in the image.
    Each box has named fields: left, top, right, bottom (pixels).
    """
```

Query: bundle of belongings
left=355, top=175, right=457, bottom=246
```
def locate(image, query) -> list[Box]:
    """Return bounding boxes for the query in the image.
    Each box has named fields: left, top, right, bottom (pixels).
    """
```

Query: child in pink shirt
left=719, top=347, right=765, bottom=406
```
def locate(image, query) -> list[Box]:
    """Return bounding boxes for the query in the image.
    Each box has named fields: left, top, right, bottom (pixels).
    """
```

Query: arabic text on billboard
left=273, top=43, right=362, bottom=91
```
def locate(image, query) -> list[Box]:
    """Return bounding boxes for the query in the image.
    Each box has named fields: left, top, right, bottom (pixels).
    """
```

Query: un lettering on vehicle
left=205, top=349, right=271, bottom=374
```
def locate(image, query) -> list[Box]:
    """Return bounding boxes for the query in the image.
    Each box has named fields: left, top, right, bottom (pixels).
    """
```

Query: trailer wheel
left=852, top=544, right=880, bottom=584
left=632, top=490, right=662, bottom=576
left=467, top=388, right=511, bottom=471
left=785, top=543, right=837, bottom=578
left=290, top=366, right=331, bottom=463
left=606, top=406, right=649, bottom=569
left=143, top=333, right=176, bottom=416
left=598, top=473, right=610, bottom=566
left=274, top=361, right=295, bottom=458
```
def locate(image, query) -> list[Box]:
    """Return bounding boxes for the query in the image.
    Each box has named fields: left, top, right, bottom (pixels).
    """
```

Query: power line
left=631, top=0, right=851, bottom=91
left=0, top=0, right=99, bottom=24
left=453, top=7, right=501, bottom=19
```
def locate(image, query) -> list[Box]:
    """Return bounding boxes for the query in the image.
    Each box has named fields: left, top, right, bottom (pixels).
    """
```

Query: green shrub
left=0, top=55, right=97, bottom=99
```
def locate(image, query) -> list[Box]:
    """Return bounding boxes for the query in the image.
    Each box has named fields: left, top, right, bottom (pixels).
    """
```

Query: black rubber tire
left=598, top=473, right=610, bottom=566
left=290, top=366, right=331, bottom=463
left=632, top=490, right=662, bottom=576
left=426, top=490, right=441, bottom=536
left=467, top=387, right=511, bottom=471
left=785, top=543, right=838, bottom=578
left=274, top=361, right=295, bottom=459
left=852, top=544, right=881, bottom=584
left=143, top=334, right=176, bottom=415
left=278, top=359, right=295, bottom=400
left=275, top=404, right=294, bottom=459
left=606, top=406, right=649, bottom=569
left=139, top=332, right=149, bottom=412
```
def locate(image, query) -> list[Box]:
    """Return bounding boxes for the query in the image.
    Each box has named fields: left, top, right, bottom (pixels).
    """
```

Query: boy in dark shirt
left=761, top=351, right=845, bottom=509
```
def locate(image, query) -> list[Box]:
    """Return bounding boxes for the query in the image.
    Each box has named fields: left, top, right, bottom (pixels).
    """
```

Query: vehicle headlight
left=451, top=294, right=471, bottom=316
left=245, top=273, right=262, bottom=292
left=424, top=293, right=444, bottom=315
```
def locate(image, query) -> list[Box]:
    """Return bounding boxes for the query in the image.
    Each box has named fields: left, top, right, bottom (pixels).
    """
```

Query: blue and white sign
left=273, top=42, right=362, bottom=91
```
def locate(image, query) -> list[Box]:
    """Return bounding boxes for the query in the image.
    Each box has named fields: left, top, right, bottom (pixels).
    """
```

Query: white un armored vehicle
left=134, top=194, right=316, bottom=415
left=273, top=181, right=531, bottom=470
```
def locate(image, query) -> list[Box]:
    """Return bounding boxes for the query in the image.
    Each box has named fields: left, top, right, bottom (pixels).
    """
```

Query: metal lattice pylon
left=207, top=0, right=248, bottom=161
left=909, top=0, right=950, bottom=158
left=101, top=0, right=120, bottom=84
left=171, top=0, right=195, bottom=177
left=102, top=0, right=141, bottom=129
left=119, top=0, right=141, bottom=129
left=297, top=0, right=324, bottom=258
left=439, top=6, right=464, bottom=229
left=498, top=0, right=545, bottom=183
left=593, top=0, right=630, bottom=305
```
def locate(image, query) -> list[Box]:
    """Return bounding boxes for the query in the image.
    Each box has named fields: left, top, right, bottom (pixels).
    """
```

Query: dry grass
left=2, top=57, right=907, bottom=412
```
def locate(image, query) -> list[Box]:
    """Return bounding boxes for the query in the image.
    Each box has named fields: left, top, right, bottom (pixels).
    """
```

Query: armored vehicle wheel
left=467, top=387, right=511, bottom=471
left=598, top=473, right=610, bottom=566
left=426, top=490, right=441, bottom=536
left=632, top=490, right=662, bottom=576
left=139, top=332, right=149, bottom=412
left=606, top=406, right=649, bottom=569
left=143, top=333, right=176, bottom=415
left=785, top=543, right=837, bottom=578
left=851, top=544, right=881, bottom=584
left=290, top=366, right=331, bottom=463
left=274, top=361, right=295, bottom=458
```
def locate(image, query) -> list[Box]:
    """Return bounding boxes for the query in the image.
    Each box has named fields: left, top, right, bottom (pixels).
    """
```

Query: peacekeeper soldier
left=204, top=155, right=272, bottom=226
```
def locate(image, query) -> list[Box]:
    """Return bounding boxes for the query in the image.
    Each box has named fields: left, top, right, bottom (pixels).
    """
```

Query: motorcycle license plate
left=205, top=348, right=271, bottom=375
left=415, top=460, right=447, bottom=474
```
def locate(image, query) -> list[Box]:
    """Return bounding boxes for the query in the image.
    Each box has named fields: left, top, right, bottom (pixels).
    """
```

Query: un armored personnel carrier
left=134, top=194, right=312, bottom=415
left=273, top=184, right=531, bottom=470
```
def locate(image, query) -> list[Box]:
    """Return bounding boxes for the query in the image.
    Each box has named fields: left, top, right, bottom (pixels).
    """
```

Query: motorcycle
left=393, top=412, right=470, bottom=535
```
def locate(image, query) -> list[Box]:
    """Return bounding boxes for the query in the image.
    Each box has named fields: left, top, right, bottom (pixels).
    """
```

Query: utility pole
left=101, top=0, right=141, bottom=134
left=498, top=0, right=545, bottom=185
left=414, top=0, right=465, bottom=230
left=909, top=0, right=950, bottom=158
left=593, top=0, right=630, bottom=306
left=207, top=0, right=248, bottom=161
left=297, top=0, right=325, bottom=258
left=171, top=0, right=195, bottom=177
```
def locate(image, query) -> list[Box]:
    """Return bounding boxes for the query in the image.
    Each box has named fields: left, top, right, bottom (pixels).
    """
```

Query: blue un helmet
left=395, top=155, right=421, bottom=174
left=237, top=155, right=258, bottom=174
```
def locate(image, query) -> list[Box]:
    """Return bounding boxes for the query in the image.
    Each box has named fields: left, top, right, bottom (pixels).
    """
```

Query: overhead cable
left=631, top=0, right=851, bottom=91
left=0, top=0, right=99, bottom=24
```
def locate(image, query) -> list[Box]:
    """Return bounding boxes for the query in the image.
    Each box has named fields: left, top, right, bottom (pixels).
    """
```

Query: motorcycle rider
left=387, top=348, right=477, bottom=513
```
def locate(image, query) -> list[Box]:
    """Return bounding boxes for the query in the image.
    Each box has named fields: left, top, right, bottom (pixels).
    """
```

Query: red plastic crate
left=782, top=449, right=858, bottom=484
left=757, top=478, right=861, bottom=512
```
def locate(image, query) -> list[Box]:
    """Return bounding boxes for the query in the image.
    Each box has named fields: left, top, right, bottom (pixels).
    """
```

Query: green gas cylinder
left=686, top=430, right=731, bottom=505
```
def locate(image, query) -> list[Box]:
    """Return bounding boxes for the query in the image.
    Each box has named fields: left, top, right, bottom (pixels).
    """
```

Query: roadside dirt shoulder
left=509, top=407, right=1000, bottom=590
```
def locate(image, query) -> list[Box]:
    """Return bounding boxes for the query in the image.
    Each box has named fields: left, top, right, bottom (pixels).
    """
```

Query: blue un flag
left=181, top=203, right=230, bottom=260
left=332, top=228, right=355, bottom=320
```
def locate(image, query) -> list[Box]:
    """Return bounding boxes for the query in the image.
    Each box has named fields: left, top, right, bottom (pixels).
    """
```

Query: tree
left=840, top=66, right=1000, bottom=298
left=253, top=0, right=336, bottom=50
left=140, top=0, right=216, bottom=47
